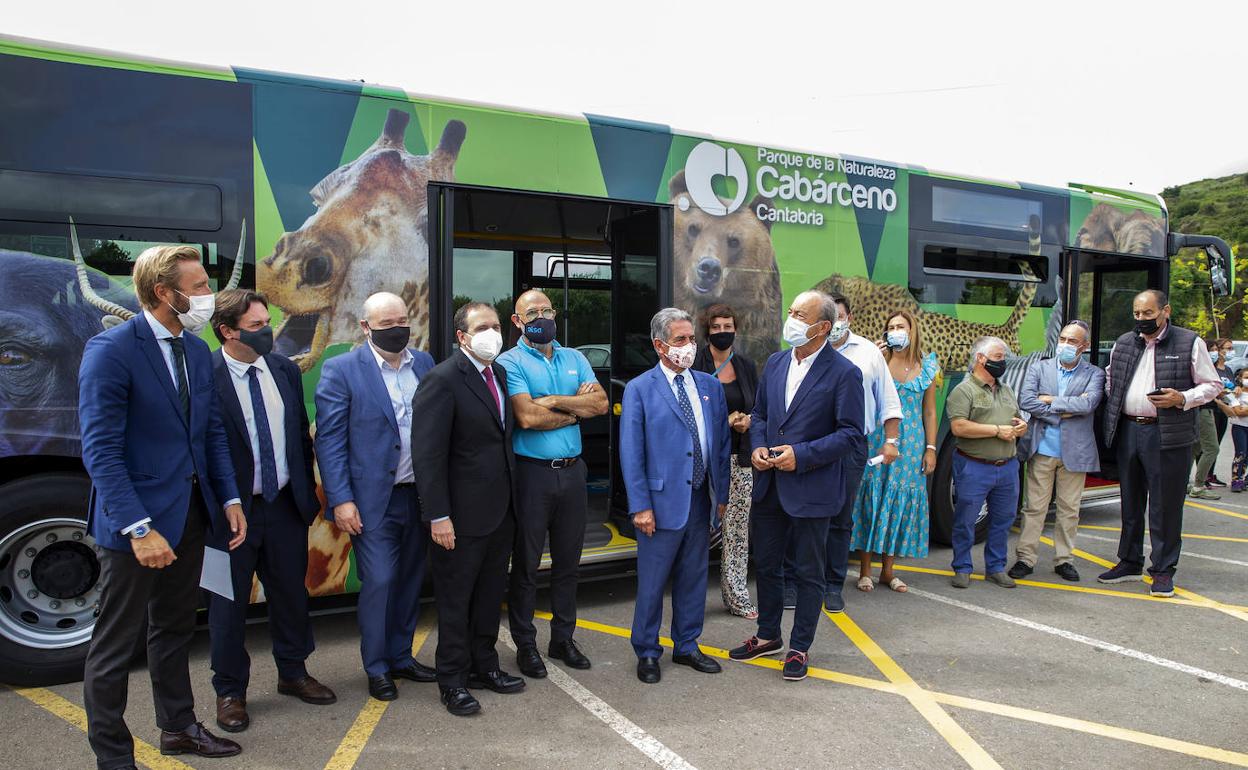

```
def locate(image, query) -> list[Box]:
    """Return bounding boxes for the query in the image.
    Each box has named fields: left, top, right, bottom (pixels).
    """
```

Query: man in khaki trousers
left=1011, top=321, right=1105, bottom=582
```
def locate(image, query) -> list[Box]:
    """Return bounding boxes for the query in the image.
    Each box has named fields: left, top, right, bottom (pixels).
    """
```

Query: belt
left=956, top=449, right=1014, bottom=467
left=517, top=455, right=580, bottom=469
left=393, top=482, right=418, bottom=489
left=1122, top=415, right=1158, bottom=425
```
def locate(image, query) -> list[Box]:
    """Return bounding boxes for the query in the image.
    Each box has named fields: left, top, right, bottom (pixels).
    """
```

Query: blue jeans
left=951, top=454, right=1019, bottom=575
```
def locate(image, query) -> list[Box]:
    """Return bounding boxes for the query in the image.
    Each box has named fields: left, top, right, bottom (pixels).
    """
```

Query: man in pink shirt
left=1099, top=290, right=1221, bottom=596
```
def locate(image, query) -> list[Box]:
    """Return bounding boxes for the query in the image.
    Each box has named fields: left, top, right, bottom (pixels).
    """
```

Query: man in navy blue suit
left=729, top=290, right=865, bottom=682
left=79, top=245, right=247, bottom=769
left=314, top=292, right=436, bottom=702
left=206, top=289, right=336, bottom=734
left=620, top=308, right=731, bottom=685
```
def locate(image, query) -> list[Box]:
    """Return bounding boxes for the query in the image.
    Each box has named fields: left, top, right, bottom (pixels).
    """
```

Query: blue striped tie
left=674, top=374, right=706, bottom=488
left=247, top=366, right=280, bottom=502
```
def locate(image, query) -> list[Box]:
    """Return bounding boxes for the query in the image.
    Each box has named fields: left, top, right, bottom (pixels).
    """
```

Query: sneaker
left=1097, top=563, right=1144, bottom=584
left=1207, top=475, right=1228, bottom=488
left=823, top=591, right=845, bottom=613
left=1233, top=480, right=1246, bottom=493
left=1150, top=574, right=1175, bottom=597
left=781, top=650, right=809, bottom=681
left=985, top=572, right=1017, bottom=588
left=1007, top=560, right=1033, bottom=580
left=1054, top=563, right=1080, bottom=582
left=951, top=572, right=971, bottom=589
left=782, top=586, right=797, bottom=610
left=1189, top=487, right=1221, bottom=500
left=728, top=636, right=783, bottom=661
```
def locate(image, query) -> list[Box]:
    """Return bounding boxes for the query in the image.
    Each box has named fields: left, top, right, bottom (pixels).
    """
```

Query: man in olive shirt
left=945, top=336, right=1027, bottom=589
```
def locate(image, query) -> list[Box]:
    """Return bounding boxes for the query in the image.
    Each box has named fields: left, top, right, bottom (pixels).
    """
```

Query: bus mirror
left=1206, top=244, right=1231, bottom=297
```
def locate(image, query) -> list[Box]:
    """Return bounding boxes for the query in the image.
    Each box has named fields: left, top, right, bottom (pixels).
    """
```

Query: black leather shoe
left=159, top=722, right=241, bottom=758
left=672, top=649, right=722, bottom=674
left=390, top=660, right=437, bottom=683
left=548, top=639, right=591, bottom=670
left=466, top=669, right=526, bottom=694
left=367, top=674, right=397, bottom=701
left=1054, top=563, right=1080, bottom=582
left=823, top=591, right=845, bottom=613
left=516, top=646, right=548, bottom=678
left=1007, top=560, right=1033, bottom=580
left=636, top=657, right=661, bottom=684
left=440, top=686, right=481, bottom=716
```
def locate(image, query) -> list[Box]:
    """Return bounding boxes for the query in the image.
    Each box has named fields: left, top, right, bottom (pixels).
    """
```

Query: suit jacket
left=692, top=345, right=758, bottom=466
left=619, top=363, right=732, bottom=530
left=78, top=313, right=239, bottom=552
left=749, top=343, right=866, bottom=518
left=410, top=349, right=517, bottom=538
left=314, top=344, right=435, bottom=526
left=212, top=349, right=320, bottom=523
left=1017, top=357, right=1105, bottom=473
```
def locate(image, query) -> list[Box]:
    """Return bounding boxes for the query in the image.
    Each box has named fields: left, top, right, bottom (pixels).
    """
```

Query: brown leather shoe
left=160, top=721, right=241, bottom=758
left=277, top=674, right=338, bottom=705
left=214, top=696, right=249, bottom=733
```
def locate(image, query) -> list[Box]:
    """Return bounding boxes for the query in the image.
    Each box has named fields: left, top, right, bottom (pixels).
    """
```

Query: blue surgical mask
left=1056, top=343, right=1080, bottom=365
left=886, top=330, right=910, bottom=350
left=1212, top=351, right=1220, bottom=364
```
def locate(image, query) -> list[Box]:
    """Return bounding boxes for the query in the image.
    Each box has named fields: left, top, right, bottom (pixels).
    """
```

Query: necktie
left=674, top=374, right=706, bottom=488
left=482, top=366, right=502, bottom=423
left=248, top=366, right=280, bottom=502
left=167, top=337, right=190, bottom=422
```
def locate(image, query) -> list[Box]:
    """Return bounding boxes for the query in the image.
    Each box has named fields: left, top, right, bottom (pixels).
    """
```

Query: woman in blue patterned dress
left=851, top=309, right=940, bottom=593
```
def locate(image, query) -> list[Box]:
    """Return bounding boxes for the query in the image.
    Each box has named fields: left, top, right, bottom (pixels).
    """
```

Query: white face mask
left=465, top=328, right=503, bottom=362
left=662, top=341, right=697, bottom=370
left=169, top=290, right=215, bottom=334
left=829, top=319, right=850, bottom=343
left=783, top=316, right=816, bottom=348
left=886, top=330, right=910, bottom=350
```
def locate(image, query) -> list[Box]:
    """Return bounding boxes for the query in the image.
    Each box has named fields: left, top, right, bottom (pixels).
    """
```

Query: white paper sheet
left=199, top=546, right=234, bottom=601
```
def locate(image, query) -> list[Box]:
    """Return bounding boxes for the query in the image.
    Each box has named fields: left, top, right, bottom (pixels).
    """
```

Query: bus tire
left=0, top=472, right=101, bottom=686
left=929, top=440, right=990, bottom=547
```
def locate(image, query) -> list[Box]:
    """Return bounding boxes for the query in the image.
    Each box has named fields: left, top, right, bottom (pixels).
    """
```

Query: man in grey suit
left=1011, top=321, right=1105, bottom=582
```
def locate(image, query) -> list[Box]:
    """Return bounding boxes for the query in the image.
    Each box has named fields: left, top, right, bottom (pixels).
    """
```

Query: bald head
left=362, top=292, right=407, bottom=326
left=512, top=289, right=555, bottom=331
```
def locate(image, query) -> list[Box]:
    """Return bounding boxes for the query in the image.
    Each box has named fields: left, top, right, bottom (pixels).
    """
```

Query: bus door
left=1062, top=248, right=1167, bottom=478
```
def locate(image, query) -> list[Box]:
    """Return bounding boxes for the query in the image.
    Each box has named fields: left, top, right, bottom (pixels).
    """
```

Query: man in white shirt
left=783, top=293, right=902, bottom=612
left=207, top=290, right=335, bottom=733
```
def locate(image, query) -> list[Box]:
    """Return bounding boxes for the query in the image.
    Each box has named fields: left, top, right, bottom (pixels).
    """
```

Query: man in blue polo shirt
left=498, top=290, right=609, bottom=679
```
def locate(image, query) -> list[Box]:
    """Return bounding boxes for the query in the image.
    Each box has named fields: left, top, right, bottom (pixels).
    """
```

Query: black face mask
left=238, top=325, right=274, bottom=357
left=369, top=324, right=411, bottom=354
left=523, top=317, right=557, bottom=345
left=1134, top=317, right=1160, bottom=336
left=983, top=358, right=1007, bottom=380
left=707, top=331, right=735, bottom=351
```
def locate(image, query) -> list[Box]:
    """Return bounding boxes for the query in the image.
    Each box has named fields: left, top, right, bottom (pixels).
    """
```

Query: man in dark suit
left=315, top=292, right=436, bottom=701
left=728, top=290, right=865, bottom=682
left=620, top=308, right=731, bottom=684
left=206, top=289, right=336, bottom=733
left=411, top=302, right=524, bottom=716
left=79, top=245, right=247, bottom=769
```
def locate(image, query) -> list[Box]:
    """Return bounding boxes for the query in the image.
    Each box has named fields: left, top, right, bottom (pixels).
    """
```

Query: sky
left=6, top=0, right=1246, bottom=195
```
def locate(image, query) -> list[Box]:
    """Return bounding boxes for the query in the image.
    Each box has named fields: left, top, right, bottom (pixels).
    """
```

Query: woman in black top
left=693, top=304, right=759, bottom=619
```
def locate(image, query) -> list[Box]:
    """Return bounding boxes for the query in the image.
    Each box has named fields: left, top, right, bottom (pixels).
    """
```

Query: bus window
left=0, top=169, right=222, bottom=231
left=451, top=247, right=514, bottom=343
left=912, top=245, right=1053, bottom=308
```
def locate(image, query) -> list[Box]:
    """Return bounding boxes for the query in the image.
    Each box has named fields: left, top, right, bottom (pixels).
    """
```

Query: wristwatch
left=885, top=437, right=899, bottom=446
left=129, top=523, right=151, bottom=539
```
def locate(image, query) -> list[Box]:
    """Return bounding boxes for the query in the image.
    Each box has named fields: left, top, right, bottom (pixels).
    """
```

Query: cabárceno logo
left=679, top=141, right=898, bottom=227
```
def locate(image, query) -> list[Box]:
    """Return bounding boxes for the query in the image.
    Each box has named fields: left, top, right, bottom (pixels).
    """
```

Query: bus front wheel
left=929, top=440, right=990, bottom=547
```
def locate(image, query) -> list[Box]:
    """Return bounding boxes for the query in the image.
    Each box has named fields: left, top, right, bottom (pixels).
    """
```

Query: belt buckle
left=550, top=458, right=567, bottom=469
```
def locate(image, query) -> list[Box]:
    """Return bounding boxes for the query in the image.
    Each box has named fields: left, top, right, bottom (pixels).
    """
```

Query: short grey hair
left=650, top=307, right=693, bottom=342
left=1063, top=319, right=1090, bottom=342
left=968, top=335, right=1008, bottom=372
left=793, top=290, right=840, bottom=324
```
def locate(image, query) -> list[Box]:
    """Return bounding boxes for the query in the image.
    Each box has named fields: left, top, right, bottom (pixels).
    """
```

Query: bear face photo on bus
left=259, top=109, right=466, bottom=372
left=669, top=170, right=783, bottom=362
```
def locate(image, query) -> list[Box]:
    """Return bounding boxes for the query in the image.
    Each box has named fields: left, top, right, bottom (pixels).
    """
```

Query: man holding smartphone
left=1099, top=290, right=1222, bottom=597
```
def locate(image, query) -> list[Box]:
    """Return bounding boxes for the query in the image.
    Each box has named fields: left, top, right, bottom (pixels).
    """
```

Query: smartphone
left=768, top=449, right=782, bottom=459
left=1146, top=388, right=1165, bottom=397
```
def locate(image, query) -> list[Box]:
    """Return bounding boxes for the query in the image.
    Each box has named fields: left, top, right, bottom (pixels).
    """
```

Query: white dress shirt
left=222, top=349, right=289, bottom=495
left=785, top=342, right=826, bottom=410
left=1108, top=324, right=1222, bottom=416
left=832, top=332, right=904, bottom=434
left=658, top=361, right=710, bottom=462
left=461, top=348, right=505, bottom=424
left=369, top=342, right=418, bottom=485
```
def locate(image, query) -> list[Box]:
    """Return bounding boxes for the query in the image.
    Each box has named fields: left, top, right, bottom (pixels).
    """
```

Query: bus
left=0, top=34, right=1234, bottom=685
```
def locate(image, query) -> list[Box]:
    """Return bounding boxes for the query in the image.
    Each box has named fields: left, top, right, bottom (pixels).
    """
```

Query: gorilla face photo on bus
left=259, top=109, right=467, bottom=372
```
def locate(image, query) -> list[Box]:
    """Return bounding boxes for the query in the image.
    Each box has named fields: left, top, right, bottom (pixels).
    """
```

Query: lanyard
left=712, top=351, right=735, bottom=377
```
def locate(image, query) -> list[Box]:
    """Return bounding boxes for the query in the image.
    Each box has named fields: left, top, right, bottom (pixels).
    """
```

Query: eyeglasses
left=519, top=308, right=557, bottom=322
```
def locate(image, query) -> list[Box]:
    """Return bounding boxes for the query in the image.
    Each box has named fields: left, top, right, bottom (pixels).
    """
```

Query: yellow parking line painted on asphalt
left=323, top=618, right=434, bottom=770
left=827, top=611, right=1002, bottom=770
left=9, top=685, right=194, bottom=770
left=1079, top=524, right=1248, bottom=544
left=1186, top=500, right=1248, bottom=521
left=882, top=562, right=1189, bottom=607
left=546, top=612, right=1248, bottom=766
